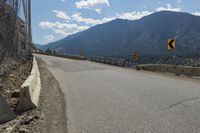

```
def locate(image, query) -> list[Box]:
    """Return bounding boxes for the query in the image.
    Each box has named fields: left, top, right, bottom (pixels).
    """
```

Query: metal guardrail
left=89, top=56, right=127, bottom=67
left=34, top=52, right=127, bottom=67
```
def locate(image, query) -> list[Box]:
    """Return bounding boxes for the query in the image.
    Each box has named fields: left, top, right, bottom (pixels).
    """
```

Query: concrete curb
left=16, top=57, right=41, bottom=111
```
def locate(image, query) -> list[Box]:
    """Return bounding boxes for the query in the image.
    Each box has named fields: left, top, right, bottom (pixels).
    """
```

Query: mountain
left=41, top=11, right=200, bottom=57
left=33, top=43, right=43, bottom=49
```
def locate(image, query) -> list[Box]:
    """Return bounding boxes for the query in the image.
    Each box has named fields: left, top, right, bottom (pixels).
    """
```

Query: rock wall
left=0, top=0, right=32, bottom=124
left=0, top=93, right=16, bottom=124
left=0, top=1, right=31, bottom=64
left=13, top=17, right=32, bottom=58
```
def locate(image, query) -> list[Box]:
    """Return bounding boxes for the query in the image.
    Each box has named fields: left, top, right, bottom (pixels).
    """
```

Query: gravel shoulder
left=32, top=58, right=68, bottom=133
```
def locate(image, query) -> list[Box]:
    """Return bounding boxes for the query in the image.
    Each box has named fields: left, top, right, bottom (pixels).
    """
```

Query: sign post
left=168, top=39, right=176, bottom=64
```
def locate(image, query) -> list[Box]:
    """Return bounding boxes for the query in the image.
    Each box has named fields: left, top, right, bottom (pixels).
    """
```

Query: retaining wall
left=139, top=64, right=200, bottom=77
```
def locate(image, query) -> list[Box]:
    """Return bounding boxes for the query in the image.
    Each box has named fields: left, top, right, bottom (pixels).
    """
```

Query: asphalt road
left=36, top=54, right=200, bottom=133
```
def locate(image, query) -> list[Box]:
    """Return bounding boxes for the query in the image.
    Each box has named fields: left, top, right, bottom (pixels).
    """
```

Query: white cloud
left=156, top=3, right=181, bottom=12
left=61, top=0, right=66, bottom=2
left=43, top=35, right=55, bottom=42
left=117, top=11, right=153, bottom=20
left=192, top=12, right=200, bottom=16
left=95, top=9, right=102, bottom=14
left=75, top=0, right=110, bottom=14
left=39, top=21, right=89, bottom=36
left=71, top=12, right=115, bottom=25
left=71, top=11, right=152, bottom=26
left=52, top=10, right=71, bottom=20
left=71, top=13, right=102, bottom=25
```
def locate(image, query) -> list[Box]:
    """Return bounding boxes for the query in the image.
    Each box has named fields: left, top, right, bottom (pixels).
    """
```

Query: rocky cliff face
left=0, top=1, right=31, bottom=64
left=0, top=1, right=32, bottom=111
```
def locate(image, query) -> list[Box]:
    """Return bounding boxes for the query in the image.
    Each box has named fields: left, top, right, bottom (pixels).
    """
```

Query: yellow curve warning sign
left=168, top=39, right=176, bottom=50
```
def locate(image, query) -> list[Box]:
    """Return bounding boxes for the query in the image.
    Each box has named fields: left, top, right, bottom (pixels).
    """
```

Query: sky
left=28, top=0, right=200, bottom=45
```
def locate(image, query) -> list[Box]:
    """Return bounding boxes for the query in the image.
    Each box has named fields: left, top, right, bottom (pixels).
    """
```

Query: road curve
left=36, top=54, right=200, bottom=133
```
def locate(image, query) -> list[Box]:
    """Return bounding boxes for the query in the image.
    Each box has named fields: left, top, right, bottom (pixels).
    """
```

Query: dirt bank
left=0, top=59, right=67, bottom=133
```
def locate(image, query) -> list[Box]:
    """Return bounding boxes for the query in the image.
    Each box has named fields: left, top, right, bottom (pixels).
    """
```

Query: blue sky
left=29, top=0, right=200, bottom=45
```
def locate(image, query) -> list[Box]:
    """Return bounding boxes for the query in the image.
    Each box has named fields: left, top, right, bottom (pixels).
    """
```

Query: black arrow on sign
left=169, top=39, right=175, bottom=49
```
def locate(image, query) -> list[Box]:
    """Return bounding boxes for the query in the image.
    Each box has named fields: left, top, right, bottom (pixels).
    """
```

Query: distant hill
left=33, top=43, right=43, bottom=49
left=41, top=11, right=200, bottom=57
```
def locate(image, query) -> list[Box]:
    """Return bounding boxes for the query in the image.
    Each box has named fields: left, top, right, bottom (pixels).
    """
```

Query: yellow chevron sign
left=134, top=50, right=139, bottom=63
left=168, top=39, right=176, bottom=50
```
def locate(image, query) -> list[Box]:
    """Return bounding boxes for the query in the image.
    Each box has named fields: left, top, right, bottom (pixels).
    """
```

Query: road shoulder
left=33, top=58, right=68, bottom=133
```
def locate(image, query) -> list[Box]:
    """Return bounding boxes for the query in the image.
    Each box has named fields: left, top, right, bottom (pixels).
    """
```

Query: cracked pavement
left=36, top=54, right=200, bottom=133
left=166, top=97, right=199, bottom=109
